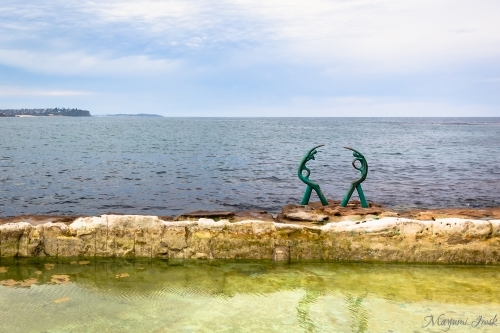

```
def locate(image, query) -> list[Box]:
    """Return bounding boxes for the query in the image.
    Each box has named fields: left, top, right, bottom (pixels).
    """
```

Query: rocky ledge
left=1, top=205, right=499, bottom=264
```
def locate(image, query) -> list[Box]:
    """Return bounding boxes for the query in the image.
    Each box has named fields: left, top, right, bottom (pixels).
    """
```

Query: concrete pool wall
left=1, top=215, right=499, bottom=264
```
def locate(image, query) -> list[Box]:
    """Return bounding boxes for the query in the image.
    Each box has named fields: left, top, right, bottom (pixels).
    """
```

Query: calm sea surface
left=0, top=117, right=499, bottom=217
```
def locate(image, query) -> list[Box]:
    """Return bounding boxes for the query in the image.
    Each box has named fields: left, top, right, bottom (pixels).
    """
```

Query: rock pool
left=0, top=259, right=498, bottom=332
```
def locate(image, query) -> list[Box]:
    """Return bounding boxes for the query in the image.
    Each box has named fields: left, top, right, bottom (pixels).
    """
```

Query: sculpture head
left=343, top=146, right=368, bottom=183
left=298, top=144, right=324, bottom=182
left=301, top=144, right=324, bottom=165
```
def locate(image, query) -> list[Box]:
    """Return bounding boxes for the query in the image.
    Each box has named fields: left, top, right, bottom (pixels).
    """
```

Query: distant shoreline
left=103, top=113, right=164, bottom=117
left=0, top=108, right=91, bottom=117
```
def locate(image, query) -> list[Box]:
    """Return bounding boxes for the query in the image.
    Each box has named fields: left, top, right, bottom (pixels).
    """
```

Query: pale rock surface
left=490, top=220, right=500, bottom=236
left=70, top=216, right=107, bottom=230
left=0, top=215, right=499, bottom=264
left=0, top=222, right=32, bottom=257
left=285, top=211, right=329, bottom=222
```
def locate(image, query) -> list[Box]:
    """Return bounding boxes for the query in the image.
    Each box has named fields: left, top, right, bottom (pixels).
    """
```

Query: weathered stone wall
left=0, top=215, right=499, bottom=264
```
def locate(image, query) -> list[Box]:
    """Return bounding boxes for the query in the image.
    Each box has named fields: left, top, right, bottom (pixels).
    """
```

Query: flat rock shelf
left=1, top=207, right=499, bottom=264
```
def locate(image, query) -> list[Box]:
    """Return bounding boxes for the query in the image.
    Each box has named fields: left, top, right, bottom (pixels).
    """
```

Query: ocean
left=0, top=117, right=499, bottom=217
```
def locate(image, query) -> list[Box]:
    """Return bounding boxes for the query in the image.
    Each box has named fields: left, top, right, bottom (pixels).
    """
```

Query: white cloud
left=220, top=96, right=498, bottom=117
left=1, top=0, right=500, bottom=75
left=86, top=1, right=195, bottom=21
left=0, top=86, right=91, bottom=97
left=316, top=97, right=498, bottom=117
left=80, top=0, right=500, bottom=71
left=0, top=49, right=181, bottom=76
left=236, top=0, right=500, bottom=72
left=0, top=0, right=499, bottom=116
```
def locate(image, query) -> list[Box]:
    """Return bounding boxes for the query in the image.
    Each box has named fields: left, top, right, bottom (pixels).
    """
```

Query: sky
left=0, top=0, right=499, bottom=116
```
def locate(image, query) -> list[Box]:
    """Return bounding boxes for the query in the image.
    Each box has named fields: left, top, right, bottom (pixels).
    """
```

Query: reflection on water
left=297, top=290, right=320, bottom=333
left=0, top=259, right=499, bottom=332
left=345, top=294, right=369, bottom=333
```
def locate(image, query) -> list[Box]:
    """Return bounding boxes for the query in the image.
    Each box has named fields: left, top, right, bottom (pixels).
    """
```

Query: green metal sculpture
left=340, top=147, right=369, bottom=208
left=298, top=145, right=328, bottom=206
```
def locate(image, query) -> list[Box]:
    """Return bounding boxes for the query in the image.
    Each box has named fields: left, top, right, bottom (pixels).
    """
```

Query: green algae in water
left=0, top=259, right=499, bottom=333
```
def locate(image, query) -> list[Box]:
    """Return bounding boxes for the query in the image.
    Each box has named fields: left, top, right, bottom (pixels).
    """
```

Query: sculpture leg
left=340, top=184, right=356, bottom=207
left=312, top=185, right=329, bottom=206
left=301, top=185, right=328, bottom=206
left=301, top=186, right=313, bottom=205
left=356, top=184, right=369, bottom=208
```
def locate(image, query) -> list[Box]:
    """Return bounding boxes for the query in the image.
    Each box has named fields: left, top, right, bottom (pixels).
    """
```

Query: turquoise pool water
left=0, top=259, right=499, bottom=332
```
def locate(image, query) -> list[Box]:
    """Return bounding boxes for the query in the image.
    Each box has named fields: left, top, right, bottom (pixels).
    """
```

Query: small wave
left=256, top=176, right=283, bottom=182
left=442, top=122, right=480, bottom=126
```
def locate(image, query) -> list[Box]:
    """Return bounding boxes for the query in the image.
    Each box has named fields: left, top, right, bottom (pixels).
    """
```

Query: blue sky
left=0, top=0, right=499, bottom=116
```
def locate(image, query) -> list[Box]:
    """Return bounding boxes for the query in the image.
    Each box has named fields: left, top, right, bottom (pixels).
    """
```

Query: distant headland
left=0, top=108, right=91, bottom=117
left=105, top=113, right=164, bottom=117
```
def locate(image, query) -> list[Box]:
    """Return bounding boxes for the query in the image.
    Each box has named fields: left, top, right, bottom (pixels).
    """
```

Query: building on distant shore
left=0, top=108, right=91, bottom=117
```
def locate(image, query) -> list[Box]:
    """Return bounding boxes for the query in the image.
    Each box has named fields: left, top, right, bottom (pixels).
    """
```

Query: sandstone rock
left=210, top=221, right=276, bottom=259
left=146, top=225, right=163, bottom=258
left=56, top=236, right=85, bottom=257
left=69, top=216, right=107, bottom=257
left=25, top=227, right=44, bottom=257
left=400, top=220, right=433, bottom=239
left=401, top=207, right=500, bottom=220
left=322, top=217, right=403, bottom=234
left=175, top=211, right=234, bottom=221
left=40, top=222, right=69, bottom=256
left=155, top=221, right=197, bottom=258
left=432, top=218, right=492, bottom=240
left=186, top=219, right=224, bottom=259
left=106, top=215, right=162, bottom=229
left=105, top=215, right=162, bottom=257
left=160, top=225, right=187, bottom=251
left=233, top=210, right=274, bottom=222
left=277, top=201, right=395, bottom=224
left=490, top=220, right=500, bottom=236
left=0, top=222, right=32, bottom=257
left=273, top=246, right=290, bottom=262
left=134, top=228, right=152, bottom=258
left=194, top=252, right=208, bottom=259
left=70, top=216, right=107, bottom=230
left=1, top=214, right=500, bottom=264
left=0, top=215, right=79, bottom=226
left=285, top=211, right=329, bottom=222
left=230, top=220, right=275, bottom=235
left=197, top=218, right=229, bottom=228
